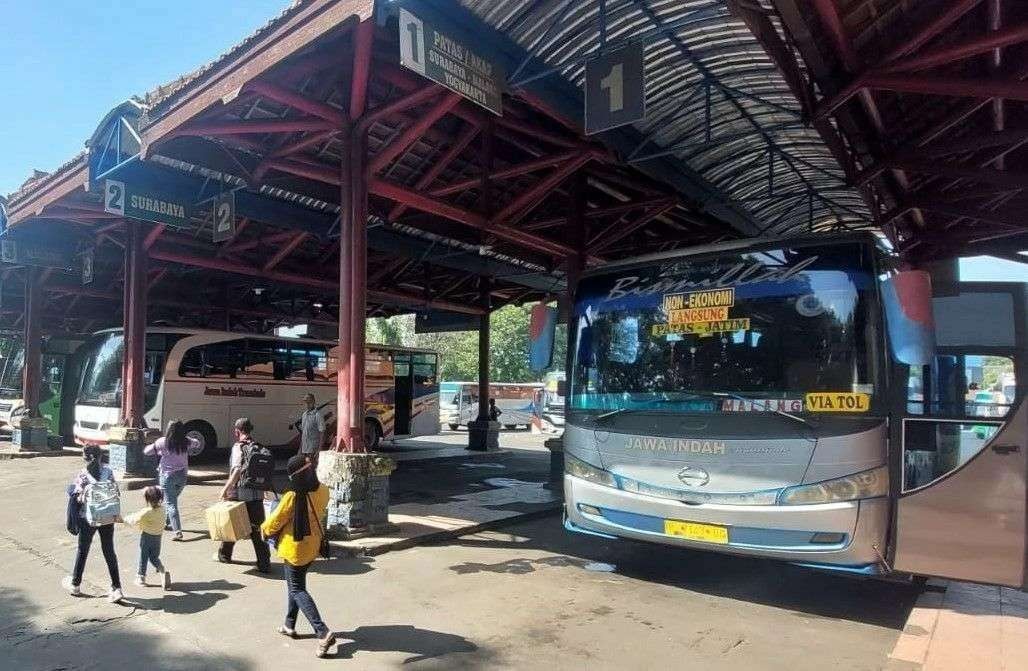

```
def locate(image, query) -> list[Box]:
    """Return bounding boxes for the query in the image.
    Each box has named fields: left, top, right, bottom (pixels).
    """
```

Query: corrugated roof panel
left=460, top=0, right=873, bottom=236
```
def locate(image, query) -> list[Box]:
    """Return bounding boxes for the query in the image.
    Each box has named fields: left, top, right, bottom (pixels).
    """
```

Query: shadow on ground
left=0, top=585, right=252, bottom=670
left=334, top=623, right=488, bottom=666
left=442, top=512, right=921, bottom=630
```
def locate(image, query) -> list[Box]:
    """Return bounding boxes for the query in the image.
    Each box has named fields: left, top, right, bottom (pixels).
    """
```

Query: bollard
left=13, top=416, right=49, bottom=452
left=544, top=436, right=564, bottom=482
left=467, top=419, right=501, bottom=451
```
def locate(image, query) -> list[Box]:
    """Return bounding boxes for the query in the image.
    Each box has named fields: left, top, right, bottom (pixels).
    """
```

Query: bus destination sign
left=398, top=8, right=504, bottom=115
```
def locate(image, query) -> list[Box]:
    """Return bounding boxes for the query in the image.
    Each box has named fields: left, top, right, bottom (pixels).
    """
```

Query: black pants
left=72, top=517, right=121, bottom=589
left=284, top=561, right=329, bottom=638
left=218, top=499, right=270, bottom=570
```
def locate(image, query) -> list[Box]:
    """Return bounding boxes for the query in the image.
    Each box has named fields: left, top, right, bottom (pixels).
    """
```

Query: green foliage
left=364, top=303, right=565, bottom=383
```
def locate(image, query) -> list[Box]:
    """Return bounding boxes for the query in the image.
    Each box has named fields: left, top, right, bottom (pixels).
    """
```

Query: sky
left=960, top=256, right=1028, bottom=282
left=0, top=0, right=288, bottom=197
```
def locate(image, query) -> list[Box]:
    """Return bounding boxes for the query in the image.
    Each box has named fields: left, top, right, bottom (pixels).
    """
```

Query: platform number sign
left=585, top=44, right=646, bottom=134
left=211, top=192, right=236, bottom=243
left=399, top=9, right=427, bottom=77
left=104, top=179, right=126, bottom=216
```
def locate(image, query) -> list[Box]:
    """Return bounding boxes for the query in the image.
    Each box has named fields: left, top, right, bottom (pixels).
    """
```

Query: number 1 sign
left=585, top=44, right=646, bottom=134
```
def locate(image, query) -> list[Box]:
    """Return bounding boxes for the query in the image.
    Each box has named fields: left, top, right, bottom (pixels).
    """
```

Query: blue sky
left=1, top=0, right=287, bottom=197
left=960, top=256, right=1028, bottom=282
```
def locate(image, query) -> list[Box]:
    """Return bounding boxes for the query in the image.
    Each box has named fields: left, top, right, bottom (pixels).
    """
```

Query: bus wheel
left=447, top=423, right=460, bottom=431
left=364, top=419, right=381, bottom=451
left=504, top=424, right=517, bottom=431
left=183, top=420, right=217, bottom=459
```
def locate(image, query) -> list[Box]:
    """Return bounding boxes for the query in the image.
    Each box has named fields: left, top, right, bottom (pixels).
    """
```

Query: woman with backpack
left=144, top=419, right=197, bottom=541
left=63, top=445, right=123, bottom=603
left=215, top=417, right=271, bottom=572
left=261, top=454, right=335, bottom=658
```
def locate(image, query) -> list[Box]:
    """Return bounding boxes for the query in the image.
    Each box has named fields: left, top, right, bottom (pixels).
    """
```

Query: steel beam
left=262, top=231, right=309, bottom=270
left=588, top=198, right=678, bottom=254
left=864, top=73, right=1028, bottom=101
left=144, top=223, right=166, bottom=250
left=489, top=153, right=595, bottom=229
left=881, top=22, right=1028, bottom=73
left=389, top=123, right=479, bottom=220
left=429, top=150, right=583, bottom=198
left=176, top=119, right=336, bottom=137
left=880, top=0, right=985, bottom=64
left=245, top=80, right=345, bottom=125
left=368, top=92, right=461, bottom=175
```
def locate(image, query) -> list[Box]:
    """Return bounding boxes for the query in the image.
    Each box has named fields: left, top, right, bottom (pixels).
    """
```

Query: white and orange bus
left=72, top=328, right=439, bottom=454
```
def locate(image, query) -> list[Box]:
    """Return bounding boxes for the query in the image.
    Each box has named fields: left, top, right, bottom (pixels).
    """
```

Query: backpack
left=238, top=441, right=275, bottom=492
left=83, top=472, right=121, bottom=527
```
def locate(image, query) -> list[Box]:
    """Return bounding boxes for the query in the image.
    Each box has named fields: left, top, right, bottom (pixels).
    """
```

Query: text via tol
left=805, top=392, right=870, bottom=413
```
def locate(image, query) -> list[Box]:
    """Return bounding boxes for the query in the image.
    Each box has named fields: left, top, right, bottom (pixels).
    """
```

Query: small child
left=122, top=486, right=171, bottom=590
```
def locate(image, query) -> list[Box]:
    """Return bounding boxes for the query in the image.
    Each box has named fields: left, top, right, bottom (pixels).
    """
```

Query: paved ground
left=0, top=440, right=921, bottom=671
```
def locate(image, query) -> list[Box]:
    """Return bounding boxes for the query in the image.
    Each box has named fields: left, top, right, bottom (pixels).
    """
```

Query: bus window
left=903, top=354, right=1015, bottom=490
left=178, top=341, right=243, bottom=379
left=287, top=347, right=326, bottom=381
left=242, top=339, right=285, bottom=380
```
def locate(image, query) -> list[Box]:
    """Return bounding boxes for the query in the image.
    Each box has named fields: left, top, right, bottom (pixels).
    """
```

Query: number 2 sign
left=585, top=44, right=646, bottom=134
left=211, top=192, right=236, bottom=243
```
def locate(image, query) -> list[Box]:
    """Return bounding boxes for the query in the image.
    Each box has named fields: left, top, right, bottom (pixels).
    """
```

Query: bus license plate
left=663, top=520, right=729, bottom=544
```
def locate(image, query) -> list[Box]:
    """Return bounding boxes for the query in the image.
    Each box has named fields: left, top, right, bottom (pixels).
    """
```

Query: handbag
left=307, top=494, right=331, bottom=559
left=65, top=485, right=80, bottom=536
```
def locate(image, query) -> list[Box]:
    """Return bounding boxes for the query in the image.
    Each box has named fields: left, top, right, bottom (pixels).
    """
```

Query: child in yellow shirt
left=121, top=486, right=171, bottom=589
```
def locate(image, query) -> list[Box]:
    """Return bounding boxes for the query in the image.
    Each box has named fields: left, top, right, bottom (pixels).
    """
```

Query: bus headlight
left=564, top=454, right=616, bottom=488
left=778, top=466, right=888, bottom=505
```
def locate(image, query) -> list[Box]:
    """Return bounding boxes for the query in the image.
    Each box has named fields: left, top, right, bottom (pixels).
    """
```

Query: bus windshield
left=570, top=242, right=880, bottom=416
left=0, top=342, right=25, bottom=399
left=78, top=333, right=124, bottom=407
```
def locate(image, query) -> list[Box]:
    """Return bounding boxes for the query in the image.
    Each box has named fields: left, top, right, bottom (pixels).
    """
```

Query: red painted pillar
left=22, top=267, right=42, bottom=417
left=121, top=222, right=147, bottom=427
left=476, top=277, right=492, bottom=423
left=348, top=123, right=369, bottom=453
left=335, top=123, right=354, bottom=450
left=564, top=172, right=587, bottom=377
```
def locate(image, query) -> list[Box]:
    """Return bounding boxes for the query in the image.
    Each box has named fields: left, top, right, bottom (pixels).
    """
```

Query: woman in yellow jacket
left=261, top=455, right=334, bottom=658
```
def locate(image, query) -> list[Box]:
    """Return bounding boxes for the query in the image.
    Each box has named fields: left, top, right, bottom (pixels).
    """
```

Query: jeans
left=219, top=499, right=270, bottom=570
left=284, top=561, right=329, bottom=638
left=138, top=533, right=165, bottom=577
left=72, top=517, right=121, bottom=589
left=159, top=469, right=187, bottom=532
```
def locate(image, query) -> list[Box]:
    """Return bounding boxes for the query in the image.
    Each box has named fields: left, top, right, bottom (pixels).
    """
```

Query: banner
left=529, top=303, right=557, bottom=373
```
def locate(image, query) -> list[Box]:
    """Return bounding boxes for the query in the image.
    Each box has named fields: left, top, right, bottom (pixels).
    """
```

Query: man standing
left=299, top=393, right=326, bottom=462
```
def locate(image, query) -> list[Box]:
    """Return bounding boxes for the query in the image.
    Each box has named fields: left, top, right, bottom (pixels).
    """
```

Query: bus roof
left=580, top=232, right=882, bottom=278
left=87, top=327, right=438, bottom=355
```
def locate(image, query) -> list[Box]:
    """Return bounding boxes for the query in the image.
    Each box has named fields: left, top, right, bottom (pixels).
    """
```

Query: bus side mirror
left=882, top=270, right=935, bottom=366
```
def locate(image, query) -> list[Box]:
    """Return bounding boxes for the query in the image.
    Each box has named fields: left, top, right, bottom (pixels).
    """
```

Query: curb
left=886, top=578, right=948, bottom=670
left=0, top=448, right=79, bottom=460
left=329, top=503, right=563, bottom=558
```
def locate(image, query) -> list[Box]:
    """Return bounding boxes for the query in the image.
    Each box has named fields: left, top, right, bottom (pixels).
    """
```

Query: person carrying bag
left=261, top=455, right=335, bottom=658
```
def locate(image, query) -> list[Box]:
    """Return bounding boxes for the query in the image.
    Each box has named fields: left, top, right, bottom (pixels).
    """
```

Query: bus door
left=393, top=353, right=413, bottom=436
left=891, top=282, right=1027, bottom=589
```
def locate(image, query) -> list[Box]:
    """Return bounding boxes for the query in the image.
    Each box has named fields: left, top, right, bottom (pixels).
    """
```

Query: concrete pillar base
left=467, top=420, right=501, bottom=451
left=318, top=451, right=397, bottom=537
left=12, top=417, right=50, bottom=452
left=107, top=427, right=156, bottom=478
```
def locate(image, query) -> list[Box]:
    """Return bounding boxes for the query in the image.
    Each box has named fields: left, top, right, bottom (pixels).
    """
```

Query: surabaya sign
left=104, top=179, right=193, bottom=228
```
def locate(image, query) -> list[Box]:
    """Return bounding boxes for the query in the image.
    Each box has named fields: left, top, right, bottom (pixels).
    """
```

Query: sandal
left=277, top=625, right=297, bottom=639
left=316, top=633, right=336, bottom=658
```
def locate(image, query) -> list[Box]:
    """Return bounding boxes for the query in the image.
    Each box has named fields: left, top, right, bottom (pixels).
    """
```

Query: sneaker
left=133, top=575, right=146, bottom=587
left=61, top=576, right=81, bottom=596
left=108, top=588, right=124, bottom=603
left=163, top=570, right=172, bottom=591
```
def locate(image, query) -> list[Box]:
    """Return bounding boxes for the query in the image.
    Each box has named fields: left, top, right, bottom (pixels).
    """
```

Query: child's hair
left=143, top=486, right=164, bottom=508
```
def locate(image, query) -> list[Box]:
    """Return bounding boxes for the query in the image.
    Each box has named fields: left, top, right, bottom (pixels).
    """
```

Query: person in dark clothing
left=215, top=417, right=271, bottom=572
left=63, top=446, right=123, bottom=602
left=489, top=398, right=502, bottom=422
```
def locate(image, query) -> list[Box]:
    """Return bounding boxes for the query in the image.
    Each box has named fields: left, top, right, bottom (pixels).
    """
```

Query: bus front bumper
left=564, top=475, right=888, bottom=568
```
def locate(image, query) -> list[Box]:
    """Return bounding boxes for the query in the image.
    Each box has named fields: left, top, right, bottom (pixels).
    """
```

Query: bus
left=0, top=334, right=86, bottom=438
left=562, top=233, right=1028, bottom=589
left=439, top=381, right=543, bottom=430
left=542, top=371, right=566, bottom=428
left=72, top=328, right=439, bottom=454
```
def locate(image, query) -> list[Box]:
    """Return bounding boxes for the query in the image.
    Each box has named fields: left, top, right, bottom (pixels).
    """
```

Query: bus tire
left=447, top=423, right=460, bottom=431
left=183, top=420, right=217, bottom=459
left=504, top=424, right=517, bottom=431
left=364, top=419, right=382, bottom=451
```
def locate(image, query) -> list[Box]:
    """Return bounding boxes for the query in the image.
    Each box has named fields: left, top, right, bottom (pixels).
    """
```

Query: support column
left=468, top=277, right=499, bottom=451
left=321, top=118, right=396, bottom=539
left=14, top=266, right=48, bottom=451
left=110, top=221, right=151, bottom=475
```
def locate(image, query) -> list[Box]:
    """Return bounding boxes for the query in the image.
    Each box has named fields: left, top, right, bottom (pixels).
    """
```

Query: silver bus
left=563, top=234, right=1027, bottom=589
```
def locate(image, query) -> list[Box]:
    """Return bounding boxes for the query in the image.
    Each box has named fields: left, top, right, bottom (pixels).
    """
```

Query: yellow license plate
left=663, top=520, right=729, bottom=544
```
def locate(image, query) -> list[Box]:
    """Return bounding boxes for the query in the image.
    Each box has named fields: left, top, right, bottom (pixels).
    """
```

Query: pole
left=348, top=123, right=368, bottom=453
left=564, top=172, right=587, bottom=382
left=476, top=276, right=491, bottom=424
left=335, top=123, right=354, bottom=450
left=122, top=221, right=147, bottom=427
left=22, top=267, right=41, bottom=418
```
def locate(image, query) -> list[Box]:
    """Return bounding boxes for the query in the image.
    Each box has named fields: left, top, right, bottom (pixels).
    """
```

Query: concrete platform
left=888, top=580, right=1028, bottom=671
